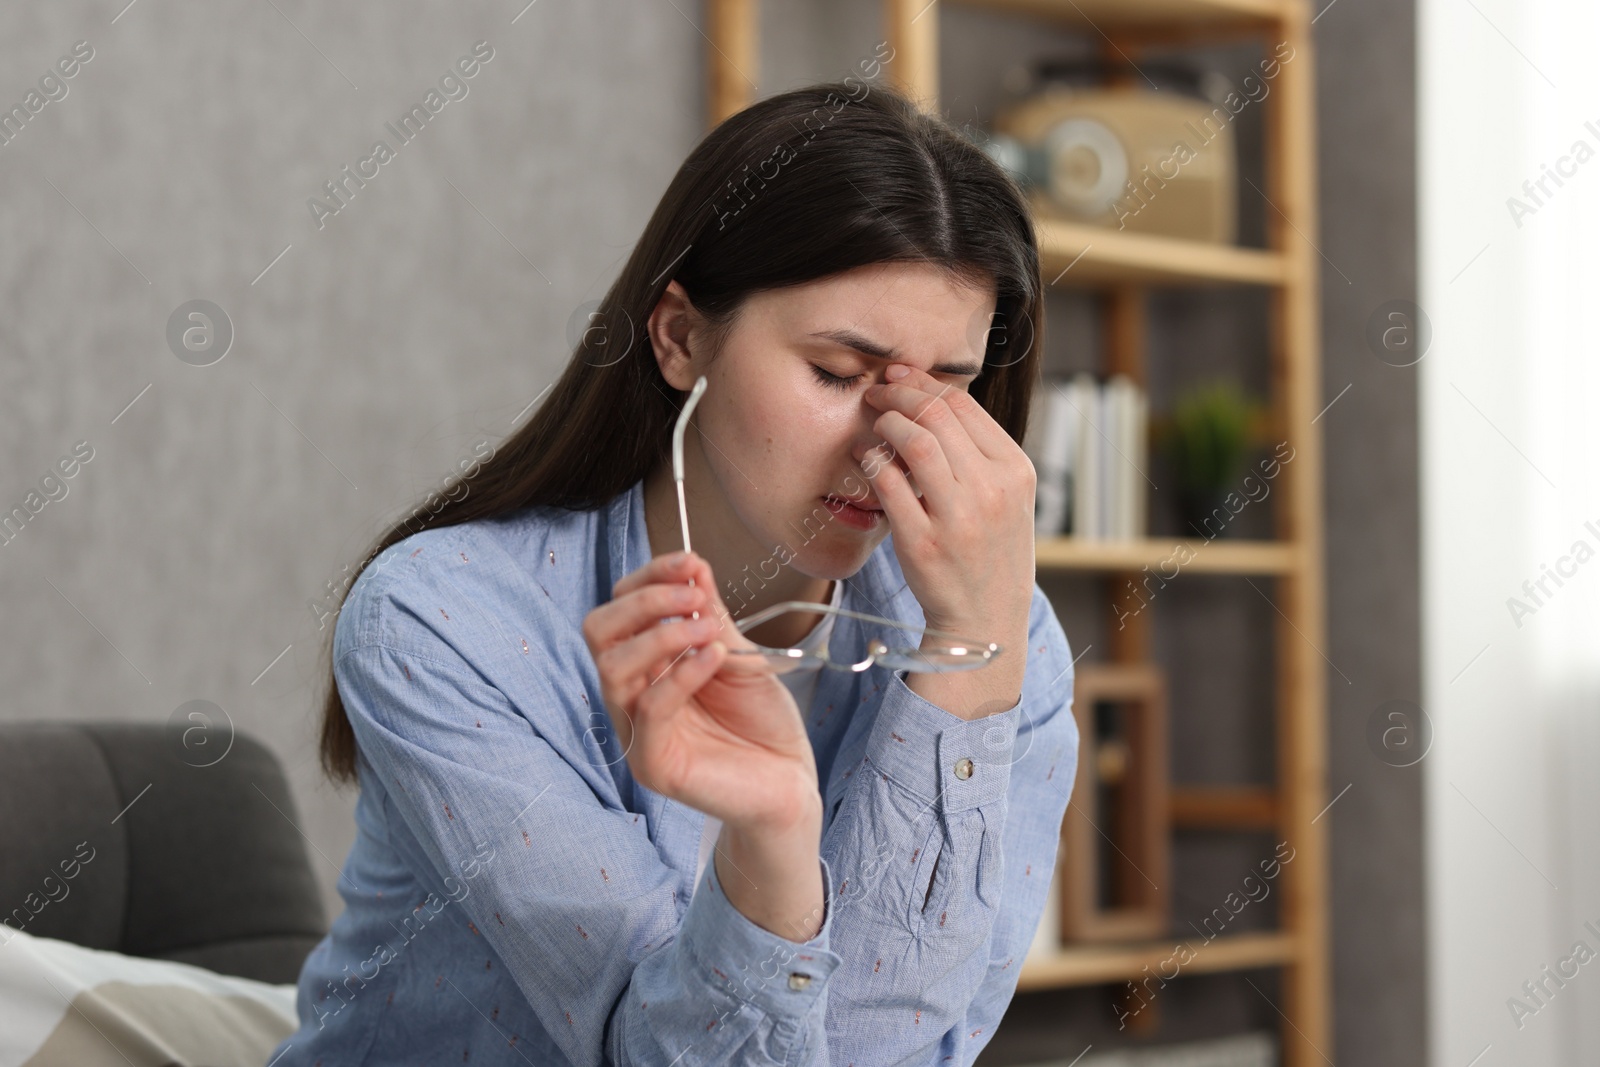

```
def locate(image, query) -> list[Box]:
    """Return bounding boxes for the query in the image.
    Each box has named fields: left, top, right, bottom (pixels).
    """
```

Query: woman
left=269, top=79, right=1079, bottom=1067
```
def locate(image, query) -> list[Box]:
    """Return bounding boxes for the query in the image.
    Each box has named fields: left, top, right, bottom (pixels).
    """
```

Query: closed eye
left=811, top=365, right=865, bottom=391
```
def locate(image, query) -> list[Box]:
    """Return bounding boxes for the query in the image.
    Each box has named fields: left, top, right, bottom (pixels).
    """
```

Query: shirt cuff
left=862, top=668, right=1022, bottom=814
left=677, top=850, right=844, bottom=1020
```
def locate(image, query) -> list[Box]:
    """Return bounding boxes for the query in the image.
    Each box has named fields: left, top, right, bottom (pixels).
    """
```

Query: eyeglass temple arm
left=672, top=376, right=708, bottom=557
left=674, top=479, right=692, bottom=558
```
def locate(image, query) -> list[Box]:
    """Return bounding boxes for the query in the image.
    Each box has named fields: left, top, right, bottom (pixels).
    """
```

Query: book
left=1071, top=372, right=1102, bottom=538
left=1032, top=381, right=1079, bottom=537
left=1104, top=375, right=1148, bottom=539
left=1024, top=374, right=1148, bottom=540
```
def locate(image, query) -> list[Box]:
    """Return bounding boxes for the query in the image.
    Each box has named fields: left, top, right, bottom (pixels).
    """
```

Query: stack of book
left=1024, top=373, right=1149, bottom=540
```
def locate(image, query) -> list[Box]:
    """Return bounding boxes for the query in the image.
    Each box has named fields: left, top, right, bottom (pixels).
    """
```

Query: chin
left=802, top=530, right=885, bottom=575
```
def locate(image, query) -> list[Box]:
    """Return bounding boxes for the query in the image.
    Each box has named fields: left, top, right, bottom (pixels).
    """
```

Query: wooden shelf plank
left=1171, top=786, right=1279, bottom=828
left=1017, top=930, right=1296, bottom=990
left=1035, top=537, right=1297, bottom=574
left=952, top=0, right=1289, bottom=33
left=1038, top=219, right=1289, bottom=288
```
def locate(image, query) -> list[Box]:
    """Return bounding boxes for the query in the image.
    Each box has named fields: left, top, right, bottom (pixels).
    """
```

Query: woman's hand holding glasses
left=582, top=550, right=818, bottom=835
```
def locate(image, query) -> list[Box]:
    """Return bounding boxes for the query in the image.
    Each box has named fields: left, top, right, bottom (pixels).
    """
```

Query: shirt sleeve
left=334, top=582, right=848, bottom=1067
left=814, top=583, right=1079, bottom=1066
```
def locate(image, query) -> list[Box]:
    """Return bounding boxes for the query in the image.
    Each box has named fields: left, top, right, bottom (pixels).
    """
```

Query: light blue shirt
left=266, top=475, right=1079, bottom=1067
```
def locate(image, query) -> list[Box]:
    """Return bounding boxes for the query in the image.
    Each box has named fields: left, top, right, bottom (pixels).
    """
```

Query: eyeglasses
left=669, top=374, right=1003, bottom=676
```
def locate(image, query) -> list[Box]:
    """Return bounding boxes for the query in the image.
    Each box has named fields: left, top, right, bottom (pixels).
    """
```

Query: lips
left=823, top=494, right=882, bottom=512
left=821, top=494, right=884, bottom=531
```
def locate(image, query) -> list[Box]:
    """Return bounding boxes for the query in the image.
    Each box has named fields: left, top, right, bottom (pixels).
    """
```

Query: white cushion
left=0, top=926, right=297, bottom=1067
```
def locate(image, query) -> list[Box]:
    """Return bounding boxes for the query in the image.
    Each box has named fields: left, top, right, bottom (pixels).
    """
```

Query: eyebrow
left=807, top=328, right=985, bottom=377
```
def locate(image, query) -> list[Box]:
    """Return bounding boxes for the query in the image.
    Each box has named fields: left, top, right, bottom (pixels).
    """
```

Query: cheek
left=719, top=392, right=792, bottom=461
left=757, top=407, right=845, bottom=492
left=709, top=393, right=855, bottom=535
left=705, top=354, right=868, bottom=516
left=721, top=377, right=850, bottom=470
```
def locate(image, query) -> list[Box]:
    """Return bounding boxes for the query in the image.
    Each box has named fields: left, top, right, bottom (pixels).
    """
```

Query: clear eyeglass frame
left=669, top=373, right=1004, bottom=677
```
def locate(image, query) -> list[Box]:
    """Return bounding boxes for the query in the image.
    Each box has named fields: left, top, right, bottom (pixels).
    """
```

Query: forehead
left=749, top=261, right=997, bottom=358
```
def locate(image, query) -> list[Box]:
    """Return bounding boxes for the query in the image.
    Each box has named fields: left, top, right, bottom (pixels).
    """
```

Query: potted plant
left=1157, top=381, right=1266, bottom=538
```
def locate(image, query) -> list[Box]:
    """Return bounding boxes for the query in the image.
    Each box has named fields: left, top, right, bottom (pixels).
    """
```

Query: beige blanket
left=0, top=927, right=297, bottom=1067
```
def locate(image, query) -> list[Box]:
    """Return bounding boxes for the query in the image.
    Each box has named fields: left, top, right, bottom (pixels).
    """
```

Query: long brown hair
left=317, top=79, right=1046, bottom=785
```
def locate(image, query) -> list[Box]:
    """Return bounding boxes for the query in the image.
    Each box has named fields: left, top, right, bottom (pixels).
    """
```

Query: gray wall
left=1312, top=1, right=1427, bottom=1064
left=1, top=1, right=1420, bottom=1064
left=2, top=0, right=703, bottom=930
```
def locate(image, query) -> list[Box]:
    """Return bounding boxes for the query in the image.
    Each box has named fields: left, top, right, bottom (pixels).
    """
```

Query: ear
left=647, top=280, right=703, bottom=391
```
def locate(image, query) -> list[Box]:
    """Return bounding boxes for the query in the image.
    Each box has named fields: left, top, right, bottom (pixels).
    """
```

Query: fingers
left=857, top=399, right=953, bottom=531
left=611, top=550, right=698, bottom=600
left=637, top=640, right=727, bottom=721
left=609, top=637, right=727, bottom=789
left=663, top=553, right=761, bottom=653
left=586, top=576, right=708, bottom=652
left=862, top=440, right=931, bottom=542
left=866, top=364, right=1012, bottom=466
left=636, top=556, right=755, bottom=655
left=865, top=380, right=975, bottom=478
left=606, top=552, right=742, bottom=644
left=625, top=639, right=729, bottom=784
left=865, top=406, right=958, bottom=520
left=864, top=363, right=1027, bottom=525
left=586, top=552, right=757, bottom=713
left=597, top=613, right=722, bottom=710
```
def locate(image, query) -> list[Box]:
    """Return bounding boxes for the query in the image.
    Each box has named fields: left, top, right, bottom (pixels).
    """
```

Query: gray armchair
left=0, top=720, right=328, bottom=985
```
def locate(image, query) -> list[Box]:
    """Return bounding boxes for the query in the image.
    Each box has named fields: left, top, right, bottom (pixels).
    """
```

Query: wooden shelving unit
left=704, top=1, right=1330, bottom=1063
left=1016, top=930, right=1297, bottom=991
left=1034, top=536, right=1299, bottom=575
left=953, top=0, right=1289, bottom=38
left=1035, top=218, right=1290, bottom=287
